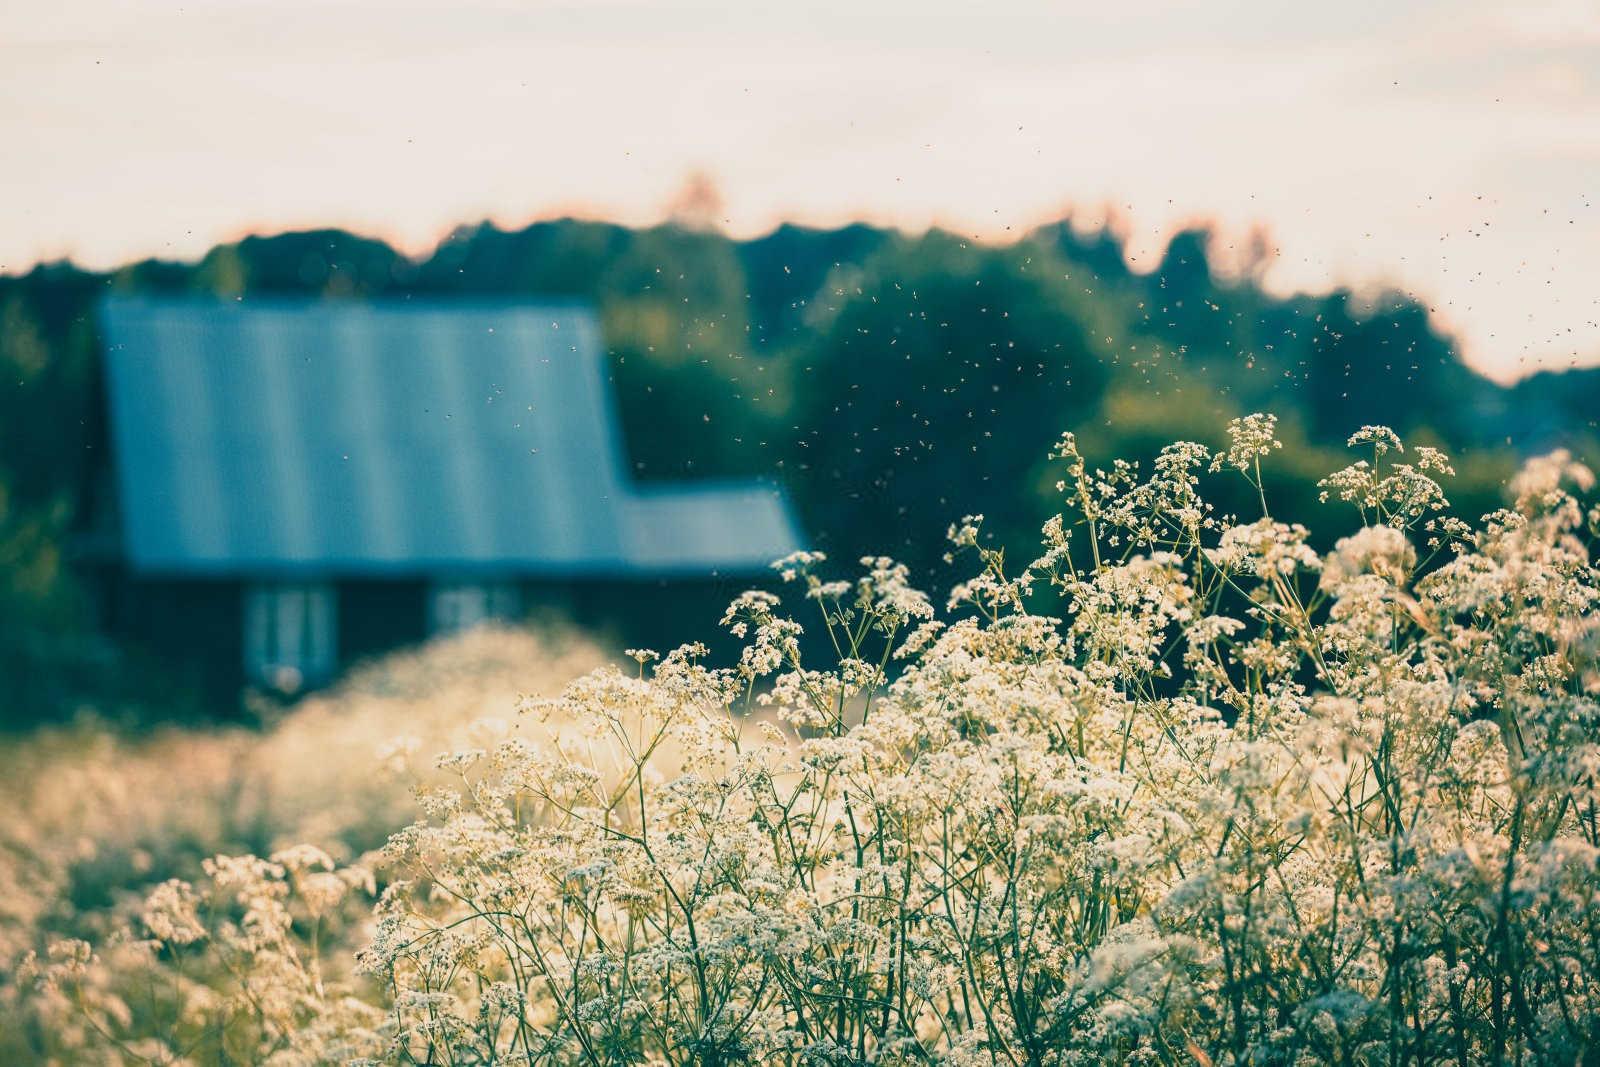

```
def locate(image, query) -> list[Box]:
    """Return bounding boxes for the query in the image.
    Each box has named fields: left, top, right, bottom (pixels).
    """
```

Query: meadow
left=5, top=416, right=1600, bottom=1065
left=1, top=626, right=606, bottom=1062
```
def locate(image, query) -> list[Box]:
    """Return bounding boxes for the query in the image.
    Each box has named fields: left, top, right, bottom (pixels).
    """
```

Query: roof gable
left=100, top=297, right=800, bottom=576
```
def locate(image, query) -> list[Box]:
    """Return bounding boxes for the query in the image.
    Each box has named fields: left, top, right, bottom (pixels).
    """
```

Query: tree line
left=1, top=215, right=1594, bottom=724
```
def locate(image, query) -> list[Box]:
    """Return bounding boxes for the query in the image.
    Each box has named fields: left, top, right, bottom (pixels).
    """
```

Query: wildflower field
left=6, top=416, right=1600, bottom=1065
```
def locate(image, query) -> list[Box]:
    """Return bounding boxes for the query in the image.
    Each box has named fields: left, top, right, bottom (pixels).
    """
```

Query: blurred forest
left=2, top=215, right=1597, bottom=725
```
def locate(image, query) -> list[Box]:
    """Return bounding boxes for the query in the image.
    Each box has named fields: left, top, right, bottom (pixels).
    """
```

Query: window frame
left=427, top=579, right=521, bottom=636
left=243, top=581, right=337, bottom=692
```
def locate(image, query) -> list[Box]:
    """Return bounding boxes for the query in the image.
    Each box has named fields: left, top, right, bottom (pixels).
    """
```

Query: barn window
left=244, top=583, right=337, bottom=692
left=429, top=580, right=521, bottom=635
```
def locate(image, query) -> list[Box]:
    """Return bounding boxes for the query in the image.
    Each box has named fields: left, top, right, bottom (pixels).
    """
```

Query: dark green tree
left=783, top=232, right=1113, bottom=575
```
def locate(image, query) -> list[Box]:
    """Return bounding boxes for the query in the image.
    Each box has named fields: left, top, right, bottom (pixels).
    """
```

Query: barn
left=90, top=296, right=802, bottom=696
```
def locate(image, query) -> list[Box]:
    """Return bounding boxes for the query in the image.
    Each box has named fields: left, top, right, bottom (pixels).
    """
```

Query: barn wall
left=520, top=575, right=770, bottom=662
left=89, top=570, right=778, bottom=716
left=105, top=576, right=246, bottom=711
left=338, top=579, right=429, bottom=668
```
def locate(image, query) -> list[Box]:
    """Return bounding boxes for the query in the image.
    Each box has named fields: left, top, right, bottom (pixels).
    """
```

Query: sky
left=3, top=0, right=1597, bottom=382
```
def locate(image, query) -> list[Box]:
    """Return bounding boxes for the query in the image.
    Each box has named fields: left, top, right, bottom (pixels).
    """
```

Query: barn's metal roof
left=100, top=297, right=802, bottom=576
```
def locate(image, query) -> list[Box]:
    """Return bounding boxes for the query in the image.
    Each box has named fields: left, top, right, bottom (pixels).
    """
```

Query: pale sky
left=3, top=0, right=1597, bottom=381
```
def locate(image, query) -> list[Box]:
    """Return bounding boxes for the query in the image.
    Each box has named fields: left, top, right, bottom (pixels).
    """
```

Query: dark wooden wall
left=90, top=570, right=773, bottom=717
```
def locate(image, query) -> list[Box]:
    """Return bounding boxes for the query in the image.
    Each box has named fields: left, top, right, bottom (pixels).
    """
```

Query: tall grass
left=0, top=625, right=605, bottom=1058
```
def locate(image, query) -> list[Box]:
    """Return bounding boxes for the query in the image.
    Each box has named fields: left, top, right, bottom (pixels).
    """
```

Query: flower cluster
left=350, top=418, right=1600, bottom=1065
left=11, top=416, right=1600, bottom=1065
